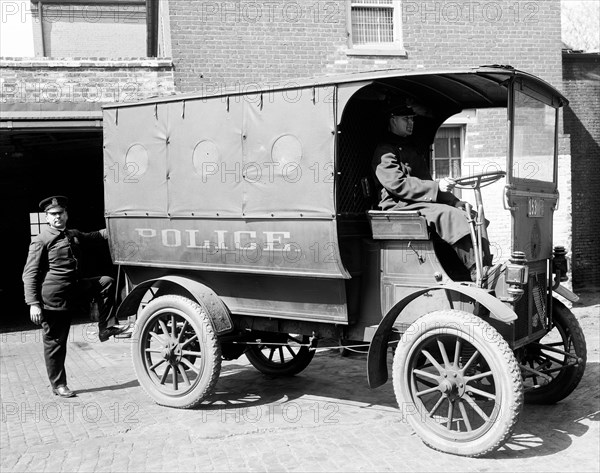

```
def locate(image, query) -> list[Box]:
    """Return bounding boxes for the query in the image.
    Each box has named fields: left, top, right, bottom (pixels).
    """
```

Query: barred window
left=350, top=1, right=402, bottom=48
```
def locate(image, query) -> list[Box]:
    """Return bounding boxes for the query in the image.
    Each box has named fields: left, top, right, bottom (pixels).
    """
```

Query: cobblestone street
left=1, top=1, right=598, bottom=472
left=1, top=291, right=598, bottom=472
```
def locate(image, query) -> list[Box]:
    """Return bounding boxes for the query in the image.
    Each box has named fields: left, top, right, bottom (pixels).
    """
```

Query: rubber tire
left=523, top=298, right=587, bottom=404
left=393, top=310, right=523, bottom=457
left=245, top=334, right=315, bottom=377
left=132, top=295, right=221, bottom=408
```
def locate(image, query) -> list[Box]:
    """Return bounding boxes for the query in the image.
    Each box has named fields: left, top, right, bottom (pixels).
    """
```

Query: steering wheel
left=454, top=171, right=506, bottom=189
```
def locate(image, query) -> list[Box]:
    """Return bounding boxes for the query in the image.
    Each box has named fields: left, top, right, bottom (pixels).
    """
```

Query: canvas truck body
left=102, top=66, right=586, bottom=457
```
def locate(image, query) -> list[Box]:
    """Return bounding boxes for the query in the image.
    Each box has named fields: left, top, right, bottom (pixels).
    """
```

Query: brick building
left=1, top=0, right=590, bottom=322
left=0, top=0, right=176, bottom=322
left=168, top=1, right=564, bottom=90
left=562, top=50, right=600, bottom=289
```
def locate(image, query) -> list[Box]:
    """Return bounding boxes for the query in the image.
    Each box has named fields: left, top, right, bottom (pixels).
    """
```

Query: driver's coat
left=372, top=132, right=471, bottom=245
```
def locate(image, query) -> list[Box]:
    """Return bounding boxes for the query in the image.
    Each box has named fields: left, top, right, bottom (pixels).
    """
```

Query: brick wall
left=461, top=110, right=511, bottom=263
left=0, top=58, right=175, bottom=106
left=562, top=53, right=600, bottom=289
left=168, top=0, right=564, bottom=94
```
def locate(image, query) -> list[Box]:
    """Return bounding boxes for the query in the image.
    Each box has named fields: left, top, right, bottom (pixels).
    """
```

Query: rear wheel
left=245, top=333, right=315, bottom=376
left=132, top=295, right=221, bottom=408
left=520, top=298, right=586, bottom=404
left=393, top=310, right=523, bottom=457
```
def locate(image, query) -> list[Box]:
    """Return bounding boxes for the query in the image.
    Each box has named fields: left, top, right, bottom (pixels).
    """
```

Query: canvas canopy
left=102, top=65, right=566, bottom=277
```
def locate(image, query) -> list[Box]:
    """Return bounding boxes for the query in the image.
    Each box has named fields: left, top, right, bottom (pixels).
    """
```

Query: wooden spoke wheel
left=132, top=295, right=221, bottom=408
left=393, top=310, right=523, bottom=457
left=245, top=333, right=315, bottom=377
left=520, top=298, right=586, bottom=404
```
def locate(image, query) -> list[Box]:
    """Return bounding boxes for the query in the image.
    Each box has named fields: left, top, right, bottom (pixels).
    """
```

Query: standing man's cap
left=39, top=196, right=69, bottom=212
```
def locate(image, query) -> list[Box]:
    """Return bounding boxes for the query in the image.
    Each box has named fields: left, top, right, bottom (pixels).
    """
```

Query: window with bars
left=432, top=126, right=463, bottom=180
left=349, top=1, right=403, bottom=50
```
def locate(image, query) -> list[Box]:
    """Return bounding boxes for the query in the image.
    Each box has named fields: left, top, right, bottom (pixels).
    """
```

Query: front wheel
left=245, top=333, right=315, bottom=377
left=393, top=310, right=523, bottom=457
left=520, top=298, right=587, bottom=404
left=132, top=295, right=222, bottom=408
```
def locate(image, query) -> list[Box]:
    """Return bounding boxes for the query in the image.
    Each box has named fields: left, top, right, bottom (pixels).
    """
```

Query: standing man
left=22, top=196, right=130, bottom=398
left=372, top=104, right=494, bottom=282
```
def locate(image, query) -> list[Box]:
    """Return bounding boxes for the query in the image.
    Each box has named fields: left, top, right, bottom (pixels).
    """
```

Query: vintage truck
left=102, top=65, right=586, bottom=457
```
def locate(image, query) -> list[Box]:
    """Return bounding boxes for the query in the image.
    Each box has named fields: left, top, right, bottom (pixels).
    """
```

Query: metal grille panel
left=351, top=1, right=394, bottom=44
left=514, top=281, right=530, bottom=340
left=337, top=101, right=383, bottom=215
left=531, top=274, right=548, bottom=331
left=514, top=271, right=548, bottom=342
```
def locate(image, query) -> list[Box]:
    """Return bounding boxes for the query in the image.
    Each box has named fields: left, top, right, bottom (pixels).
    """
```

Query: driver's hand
left=29, top=304, right=43, bottom=325
left=438, top=177, right=456, bottom=193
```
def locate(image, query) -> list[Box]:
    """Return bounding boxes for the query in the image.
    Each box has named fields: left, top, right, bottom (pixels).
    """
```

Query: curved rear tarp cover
left=104, top=87, right=335, bottom=219
left=104, top=104, right=169, bottom=216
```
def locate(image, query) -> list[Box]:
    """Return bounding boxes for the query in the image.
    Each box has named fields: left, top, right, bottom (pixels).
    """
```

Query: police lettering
left=134, top=228, right=292, bottom=252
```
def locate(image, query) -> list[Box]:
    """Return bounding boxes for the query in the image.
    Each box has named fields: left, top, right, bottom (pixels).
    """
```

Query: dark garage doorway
left=0, top=129, right=111, bottom=328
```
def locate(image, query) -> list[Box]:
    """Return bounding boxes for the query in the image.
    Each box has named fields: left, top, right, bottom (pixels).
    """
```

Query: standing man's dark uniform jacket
left=23, top=227, right=107, bottom=310
left=372, top=131, right=471, bottom=246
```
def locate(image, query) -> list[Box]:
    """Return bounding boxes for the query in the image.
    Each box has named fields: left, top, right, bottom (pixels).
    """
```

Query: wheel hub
left=440, top=371, right=466, bottom=399
left=162, top=339, right=182, bottom=363
left=440, top=379, right=455, bottom=394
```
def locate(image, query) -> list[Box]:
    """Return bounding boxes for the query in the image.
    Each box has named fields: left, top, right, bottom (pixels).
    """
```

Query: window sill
left=345, top=48, right=408, bottom=58
left=0, top=58, right=174, bottom=68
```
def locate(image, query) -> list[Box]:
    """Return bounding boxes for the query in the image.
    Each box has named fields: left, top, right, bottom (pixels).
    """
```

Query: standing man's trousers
left=40, top=276, right=115, bottom=388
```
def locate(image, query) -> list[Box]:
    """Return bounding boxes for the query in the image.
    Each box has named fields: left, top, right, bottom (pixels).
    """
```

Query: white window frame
left=432, top=125, right=465, bottom=199
left=31, top=0, right=147, bottom=58
left=30, top=212, right=46, bottom=237
left=432, top=125, right=465, bottom=180
left=346, top=1, right=406, bottom=56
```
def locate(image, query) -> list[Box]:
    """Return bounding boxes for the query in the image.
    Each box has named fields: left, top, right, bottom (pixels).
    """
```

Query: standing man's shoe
left=99, top=324, right=131, bottom=342
left=52, top=385, right=76, bottom=398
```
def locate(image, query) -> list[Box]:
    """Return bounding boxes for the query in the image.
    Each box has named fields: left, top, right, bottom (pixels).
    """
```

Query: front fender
left=553, top=283, right=580, bottom=302
left=116, top=275, right=234, bottom=335
left=367, top=283, right=517, bottom=389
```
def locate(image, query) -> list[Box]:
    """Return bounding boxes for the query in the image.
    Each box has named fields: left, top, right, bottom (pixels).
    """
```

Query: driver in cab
left=371, top=102, right=493, bottom=282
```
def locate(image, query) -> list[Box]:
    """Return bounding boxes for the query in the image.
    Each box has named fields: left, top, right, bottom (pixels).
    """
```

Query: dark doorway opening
left=1, top=129, right=110, bottom=328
